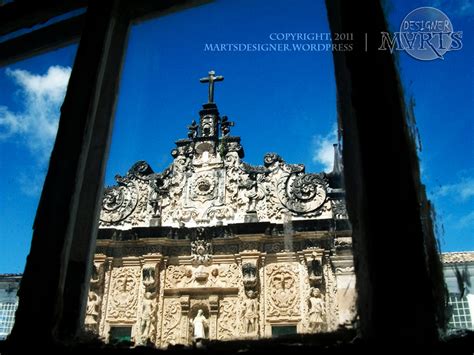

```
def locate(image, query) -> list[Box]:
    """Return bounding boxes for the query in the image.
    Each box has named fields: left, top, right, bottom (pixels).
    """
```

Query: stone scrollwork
left=217, top=298, right=238, bottom=340
left=277, top=172, right=328, bottom=215
left=161, top=299, right=182, bottom=346
left=100, top=179, right=139, bottom=224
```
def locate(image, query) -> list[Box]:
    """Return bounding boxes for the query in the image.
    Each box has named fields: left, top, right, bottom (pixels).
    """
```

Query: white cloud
left=312, top=123, right=337, bottom=172
left=0, top=65, right=71, bottom=163
left=432, top=177, right=474, bottom=201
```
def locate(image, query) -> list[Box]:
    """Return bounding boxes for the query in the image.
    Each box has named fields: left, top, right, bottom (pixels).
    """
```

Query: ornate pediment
left=99, top=92, right=345, bottom=229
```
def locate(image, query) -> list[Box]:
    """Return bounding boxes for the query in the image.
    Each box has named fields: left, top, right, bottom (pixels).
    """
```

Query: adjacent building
left=0, top=274, right=21, bottom=340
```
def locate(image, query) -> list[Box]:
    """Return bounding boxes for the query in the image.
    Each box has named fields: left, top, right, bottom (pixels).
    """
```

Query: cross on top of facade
left=200, top=70, right=224, bottom=103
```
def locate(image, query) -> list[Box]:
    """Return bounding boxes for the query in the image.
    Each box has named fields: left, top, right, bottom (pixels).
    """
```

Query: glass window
left=88, top=0, right=355, bottom=348
left=447, top=293, right=473, bottom=330
left=272, top=325, right=297, bottom=337
left=0, top=45, right=77, bottom=275
left=0, top=302, right=18, bottom=340
left=109, top=326, right=132, bottom=344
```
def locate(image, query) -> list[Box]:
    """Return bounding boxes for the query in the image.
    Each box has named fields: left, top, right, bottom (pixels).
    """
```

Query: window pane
left=87, top=0, right=356, bottom=347
left=0, top=45, right=78, bottom=338
left=384, top=2, right=474, bottom=332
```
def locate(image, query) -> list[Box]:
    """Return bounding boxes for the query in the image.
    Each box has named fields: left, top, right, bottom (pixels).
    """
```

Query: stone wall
left=86, top=235, right=356, bottom=347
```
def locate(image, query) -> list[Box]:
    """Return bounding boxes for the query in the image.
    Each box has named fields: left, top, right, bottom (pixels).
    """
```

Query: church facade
left=86, top=72, right=356, bottom=347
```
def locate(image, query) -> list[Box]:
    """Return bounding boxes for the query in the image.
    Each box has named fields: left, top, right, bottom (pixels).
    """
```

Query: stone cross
left=200, top=70, right=224, bottom=103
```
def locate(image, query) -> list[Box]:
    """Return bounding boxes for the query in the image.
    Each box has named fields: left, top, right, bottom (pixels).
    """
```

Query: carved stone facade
left=87, top=88, right=355, bottom=346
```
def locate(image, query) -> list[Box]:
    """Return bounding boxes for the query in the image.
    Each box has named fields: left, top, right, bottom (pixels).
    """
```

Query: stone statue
left=187, top=120, right=198, bottom=139
left=190, top=309, right=208, bottom=340
left=241, top=298, right=258, bottom=334
left=308, top=287, right=325, bottom=332
left=85, top=291, right=101, bottom=326
left=140, top=292, right=155, bottom=343
left=239, top=173, right=258, bottom=212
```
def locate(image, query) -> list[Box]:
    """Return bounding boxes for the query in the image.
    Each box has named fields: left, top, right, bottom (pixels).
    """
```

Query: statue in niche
left=241, top=298, right=258, bottom=334
left=139, top=291, right=155, bottom=343
left=85, top=291, right=101, bottom=327
left=308, top=287, right=325, bottom=332
left=190, top=309, right=208, bottom=340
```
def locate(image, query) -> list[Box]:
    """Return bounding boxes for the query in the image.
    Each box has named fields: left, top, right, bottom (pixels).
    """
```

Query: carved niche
left=265, top=264, right=300, bottom=318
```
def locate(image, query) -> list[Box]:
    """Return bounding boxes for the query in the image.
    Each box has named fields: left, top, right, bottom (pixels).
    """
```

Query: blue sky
left=0, top=0, right=472, bottom=273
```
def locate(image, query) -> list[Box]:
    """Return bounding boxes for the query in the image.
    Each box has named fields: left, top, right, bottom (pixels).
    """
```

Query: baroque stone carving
left=217, top=298, right=237, bottom=340
left=266, top=264, right=300, bottom=317
left=85, top=291, right=101, bottom=328
left=161, top=299, right=182, bottom=346
left=191, top=238, right=212, bottom=265
left=164, top=263, right=240, bottom=289
left=241, top=297, right=259, bottom=335
left=97, top=113, right=344, bottom=228
left=307, top=256, right=323, bottom=287
left=242, top=262, right=259, bottom=298
left=139, top=291, right=157, bottom=345
left=331, top=199, right=348, bottom=219
left=85, top=262, right=105, bottom=332
left=107, top=267, right=140, bottom=320
left=308, top=287, right=325, bottom=332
